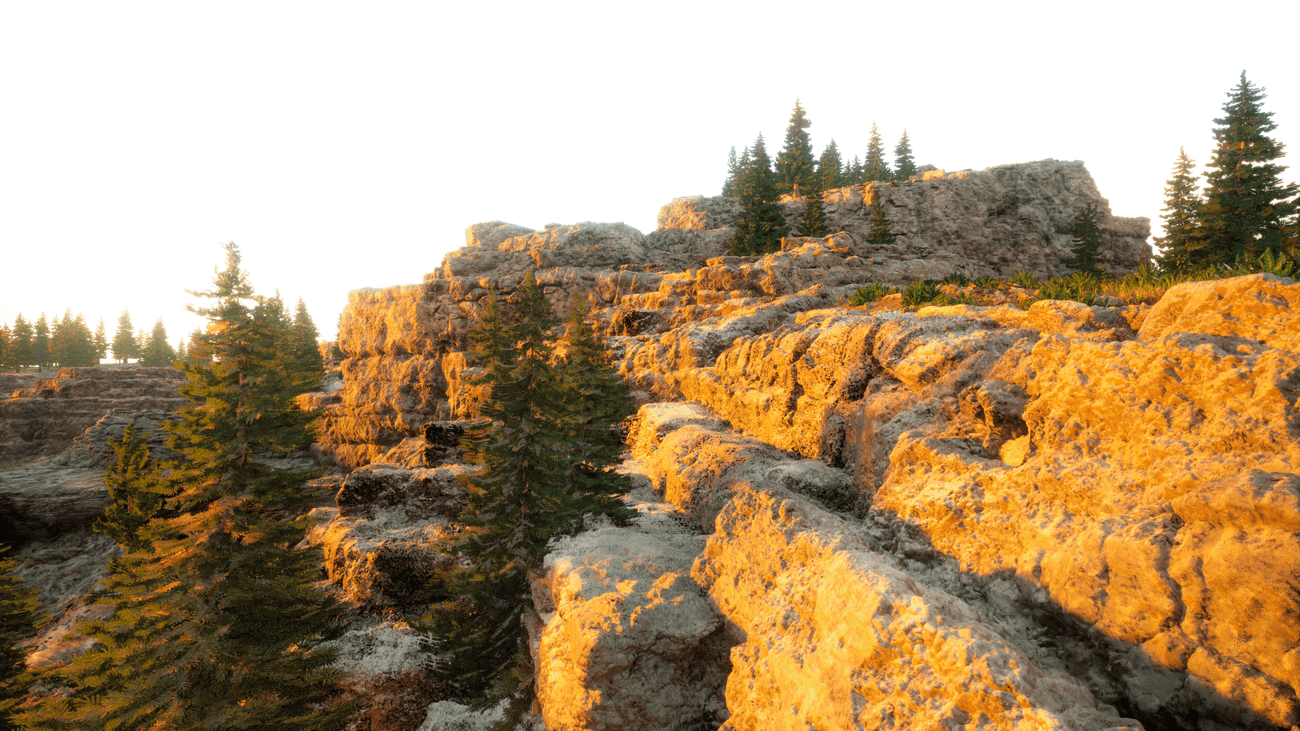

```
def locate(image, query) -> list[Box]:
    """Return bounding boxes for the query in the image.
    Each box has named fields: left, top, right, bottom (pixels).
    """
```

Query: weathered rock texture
left=0, top=366, right=187, bottom=465
left=321, top=160, right=1151, bottom=468
left=319, top=166, right=1295, bottom=728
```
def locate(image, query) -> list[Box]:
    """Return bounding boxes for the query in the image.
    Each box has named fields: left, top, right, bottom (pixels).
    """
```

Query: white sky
left=2, top=2, right=1297, bottom=347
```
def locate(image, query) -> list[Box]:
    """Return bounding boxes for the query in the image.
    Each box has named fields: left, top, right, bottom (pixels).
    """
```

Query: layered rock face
left=321, top=160, right=1151, bottom=468
left=0, top=366, right=187, bottom=465
left=322, top=165, right=1300, bottom=728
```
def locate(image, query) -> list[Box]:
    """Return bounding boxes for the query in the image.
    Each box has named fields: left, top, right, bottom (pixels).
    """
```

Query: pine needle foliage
left=1154, top=147, right=1206, bottom=272
left=863, top=121, right=892, bottom=183
left=1065, top=204, right=1106, bottom=276
left=1198, top=71, right=1299, bottom=266
left=893, top=130, right=917, bottom=182
left=866, top=189, right=895, bottom=246
left=16, top=243, right=359, bottom=730
left=0, top=545, right=43, bottom=731
left=731, top=134, right=789, bottom=256
left=424, top=275, right=635, bottom=725
left=93, top=421, right=173, bottom=552
left=775, top=99, right=816, bottom=196
left=796, top=171, right=829, bottom=238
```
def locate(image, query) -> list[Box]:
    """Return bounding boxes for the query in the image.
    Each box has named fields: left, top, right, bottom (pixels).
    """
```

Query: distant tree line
left=1154, top=71, right=1298, bottom=272
left=721, top=99, right=916, bottom=255
left=1, top=296, right=320, bottom=373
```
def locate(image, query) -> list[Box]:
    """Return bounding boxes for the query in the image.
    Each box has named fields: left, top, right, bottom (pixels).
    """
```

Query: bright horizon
left=3, top=2, right=1297, bottom=350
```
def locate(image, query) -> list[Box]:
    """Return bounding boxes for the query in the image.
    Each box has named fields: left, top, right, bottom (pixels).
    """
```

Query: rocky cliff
left=315, top=159, right=1300, bottom=731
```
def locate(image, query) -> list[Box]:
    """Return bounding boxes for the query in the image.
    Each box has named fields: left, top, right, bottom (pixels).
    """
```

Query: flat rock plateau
left=5, top=160, right=1299, bottom=731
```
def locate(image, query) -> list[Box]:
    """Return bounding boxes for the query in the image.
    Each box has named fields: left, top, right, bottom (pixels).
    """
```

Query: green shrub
left=1010, top=270, right=1041, bottom=288
left=941, top=272, right=970, bottom=286
left=847, top=282, right=898, bottom=305
left=973, top=275, right=998, bottom=288
left=901, top=279, right=940, bottom=307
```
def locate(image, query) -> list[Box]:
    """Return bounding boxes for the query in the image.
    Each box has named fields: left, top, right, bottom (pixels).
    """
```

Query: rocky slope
left=0, top=366, right=187, bottom=465
left=316, top=160, right=1300, bottom=731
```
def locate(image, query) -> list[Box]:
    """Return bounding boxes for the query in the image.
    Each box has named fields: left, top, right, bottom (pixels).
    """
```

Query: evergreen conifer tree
left=112, top=309, right=137, bottom=364
left=9, top=316, right=31, bottom=373
left=818, top=139, right=845, bottom=191
left=93, top=422, right=172, bottom=552
left=0, top=325, right=10, bottom=374
left=850, top=155, right=863, bottom=185
left=866, top=188, right=895, bottom=246
left=1065, top=204, right=1106, bottom=276
left=721, top=146, right=741, bottom=197
left=16, top=243, right=361, bottom=730
left=796, top=169, right=829, bottom=238
left=32, top=315, right=50, bottom=371
left=730, top=134, right=789, bottom=255
left=554, top=294, right=637, bottom=533
left=893, top=130, right=917, bottom=181
left=1154, top=148, right=1206, bottom=271
left=93, top=318, right=108, bottom=364
left=140, top=318, right=177, bottom=368
left=0, top=544, right=43, bottom=730
left=288, top=298, right=324, bottom=389
left=863, top=122, right=892, bottom=182
left=775, top=99, right=816, bottom=196
left=1198, top=71, right=1299, bottom=265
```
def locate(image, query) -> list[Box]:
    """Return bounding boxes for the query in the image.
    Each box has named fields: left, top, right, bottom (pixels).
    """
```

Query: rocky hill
left=304, top=160, right=1299, bottom=730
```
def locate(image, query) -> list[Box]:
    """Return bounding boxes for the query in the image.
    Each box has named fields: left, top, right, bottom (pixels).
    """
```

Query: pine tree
left=93, top=421, right=171, bottom=552
left=796, top=168, right=829, bottom=238
left=721, top=146, right=741, bottom=197
left=554, top=294, right=637, bottom=533
left=1154, top=148, right=1206, bottom=272
left=32, top=314, right=50, bottom=372
left=287, top=298, right=324, bottom=390
left=140, top=318, right=177, bottom=368
left=730, top=134, right=789, bottom=255
left=9, top=316, right=31, bottom=373
left=863, top=121, right=892, bottom=183
left=1198, top=71, right=1299, bottom=265
left=1065, top=204, right=1106, bottom=276
left=893, top=130, right=917, bottom=181
left=0, top=543, right=44, bottom=731
left=425, top=276, right=636, bottom=723
left=112, top=309, right=137, bottom=364
left=850, top=155, right=863, bottom=185
left=16, top=243, right=361, bottom=730
left=775, top=99, right=816, bottom=196
left=93, top=318, right=108, bottom=364
left=818, top=139, right=845, bottom=191
left=866, top=188, right=895, bottom=247
left=0, top=325, right=10, bottom=374
left=50, top=311, right=96, bottom=368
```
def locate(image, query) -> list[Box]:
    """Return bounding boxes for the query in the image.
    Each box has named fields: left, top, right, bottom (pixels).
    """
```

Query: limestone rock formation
left=0, top=366, right=187, bottom=465
left=309, top=163, right=1295, bottom=728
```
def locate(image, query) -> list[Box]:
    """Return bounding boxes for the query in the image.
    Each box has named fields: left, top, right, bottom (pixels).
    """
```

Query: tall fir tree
left=774, top=99, right=816, bottom=196
left=850, top=155, right=863, bottom=185
left=92, top=421, right=172, bottom=552
left=893, top=130, right=917, bottom=181
left=796, top=168, right=829, bottom=238
left=721, top=146, right=741, bottom=197
left=17, top=242, right=360, bottom=730
left=32, top=314, right=50, bottom=371
left=93, top=317, right=108, bottom=364
left=818, top=139, right=845, bottom=191
left=1154, top=147, right=1206, bottom=271
left=50, top=311, right=95, bottom=368
left=112, top=309, right=137, bottom=364
left=288, top=298, right=324, bottom=389
left=9, top=316, right=31, bottom=373
left=0, top=543, right=44, bottom=731
left=0, top=325, right=10, bottom=374
left=730, top=134, right=789, bottom=255
left=863, top=121, right=892, bottom=183
left=554, top=293, right=637, bottom=533
left=139, top=318, right=177, bottom=368
left=1197, top=71, right=1299, bottom=265
left=1065, top=204, right=1106, bottom=276
left=866, top=188, right=895, bottom=247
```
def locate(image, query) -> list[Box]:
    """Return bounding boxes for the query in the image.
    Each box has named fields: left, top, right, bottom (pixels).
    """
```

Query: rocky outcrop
left=0, top=366, right=187, bottom=465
